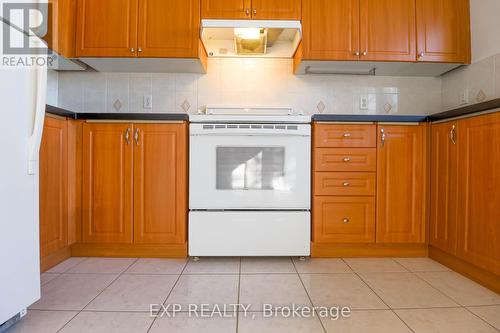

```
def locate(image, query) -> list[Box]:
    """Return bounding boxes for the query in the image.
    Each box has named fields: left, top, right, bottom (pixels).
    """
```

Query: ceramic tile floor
left=7, top=257, right=500, bottom=333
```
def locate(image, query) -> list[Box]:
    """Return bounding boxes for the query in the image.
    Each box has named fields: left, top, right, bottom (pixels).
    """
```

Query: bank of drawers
left=313, top=124, right=377, bottom=243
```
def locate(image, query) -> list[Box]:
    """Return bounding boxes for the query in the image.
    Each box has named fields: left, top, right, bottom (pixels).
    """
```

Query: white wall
left=56, top=58, right=442, bottom=116
left=470, top=0, right=500, bottom=62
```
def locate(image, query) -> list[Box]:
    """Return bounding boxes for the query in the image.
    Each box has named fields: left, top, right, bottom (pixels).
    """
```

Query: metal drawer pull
left=343, top=133, right=351, bottom=138
left=380, top=128, right=386, bottom=147
left=125, top=128, right=130, bottom=145
left=343, top=182, right=350, bottom=187
left=343, top=157, right=351, bottom=162
left=449, top=125, right=456, bottom=145
left=343, top=218, right=350, bottom=224
left=245, top=8, right=250, bottom=15
left=134, top=128, right=139, bottom=145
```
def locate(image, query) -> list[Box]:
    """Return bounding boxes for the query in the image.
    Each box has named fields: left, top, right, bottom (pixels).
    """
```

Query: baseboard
left=311, top=242, right=428, bottom=258
left=429, top=246, right=500, bottom=294
left=41, top=246, right=71, bottom=272
left=70, top=243, right=188, bottom=258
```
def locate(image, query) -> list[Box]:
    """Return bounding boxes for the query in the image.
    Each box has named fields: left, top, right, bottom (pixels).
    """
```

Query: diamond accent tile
left=476, top=90, right=487, bottom=103
left=317, top=101, right=326, bottom=113
left=181, top=99, right=191, bottom=113
left=384, top=102, right=393, bottom=113
left=113, top=99, right=123, bottom=112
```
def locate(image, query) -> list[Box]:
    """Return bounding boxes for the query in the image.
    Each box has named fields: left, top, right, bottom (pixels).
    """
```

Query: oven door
left=189, top=124, right=311, bottom=210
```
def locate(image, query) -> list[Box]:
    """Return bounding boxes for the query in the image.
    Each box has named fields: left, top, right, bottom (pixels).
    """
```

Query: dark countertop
left=428, top=98, right=500, bottom=121
left=312, top=114, right=428, bottom=123
left=46, top=105, right=189, bottom=121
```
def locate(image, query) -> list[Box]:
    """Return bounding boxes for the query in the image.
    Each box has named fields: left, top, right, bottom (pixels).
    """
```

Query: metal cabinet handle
left=134, top=128, right=139, bottom=145
left=131, top=48, right=135, bottom=53
left=362, top=51, right=367, bottom=56
left=354, top=51, right=360, bottom=56
left=343, top=218, right=350, bottom=224
left=245, top=8, right=250, bottom=16
left=343, top=182, right=350, bottom=187
left=449, top=125, right=456, bottom=145
left=125, top=128, right=130, bottom=145
left=343, top=157, right=351, bottom=162
left=380, top=128, right=386, bottom=147
left=418, top=52, right=425, bottom=58
left=138, top=48, right=142, bottom=53
left=253, top=8, right=257, bottom=15
left=343, top=133, right=351, bottom=138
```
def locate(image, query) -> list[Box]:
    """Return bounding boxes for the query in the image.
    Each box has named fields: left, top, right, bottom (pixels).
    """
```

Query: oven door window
left=216, top=147, right=285, bottom=190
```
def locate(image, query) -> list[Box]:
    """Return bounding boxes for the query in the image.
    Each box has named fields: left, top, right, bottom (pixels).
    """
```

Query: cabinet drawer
left=314, top=148, right=377, bottom=172
left=314, top=124, right=377, bottom=148
left=313, top=196, right=375, bottom=243
left=314, top=172, right=376, bottom=196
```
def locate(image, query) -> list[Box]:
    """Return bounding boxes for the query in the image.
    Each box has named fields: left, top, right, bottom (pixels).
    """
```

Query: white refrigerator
left=0, top=2, right=47, bottom=328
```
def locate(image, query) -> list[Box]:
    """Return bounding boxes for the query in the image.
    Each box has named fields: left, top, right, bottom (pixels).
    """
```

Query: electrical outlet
left=459, top=89, right=469, bottom=105
left=143, top=95, right=153, bottom=109
left=360, top=96, right=369, bottom=110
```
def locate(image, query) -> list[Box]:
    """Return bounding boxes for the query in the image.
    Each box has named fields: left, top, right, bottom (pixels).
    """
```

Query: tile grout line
left=292, top=257, right=328, bottom=333
left=463, top=305, right=500, bottom=332
left=145, top=258, right=189, bottom=333
left=55, top=258, right=139, bottom=333
left=236, top=257, right=241, bottom=333
left=341, top=258, right=417, bottom=333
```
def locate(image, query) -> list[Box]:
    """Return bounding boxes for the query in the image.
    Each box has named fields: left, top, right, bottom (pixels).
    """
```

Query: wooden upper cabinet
left=302, top=0, right=359, bottom=60
left=82, top=123, right=134, bottom=243
left=376, top=124, right=427, bottom=244
left=40, top=117, right=68, bottom=259
left=44, top=0, right=77, bottom=58
left=201, top=0, right=251, bottom=19
left=133, top=124, right=187, bottom=244
left=76, top=0, right=138, bottom=57
left=456, top=113, right=500, bottom=275
left=430, top=121, right=458, bottom=254
left=416, top=0, right=471, bottom=63
left=251, top=0, right=301, bottom=20
left=138, top=0, right=200, bottom=57
left=360, top=0, right=416, bottom=61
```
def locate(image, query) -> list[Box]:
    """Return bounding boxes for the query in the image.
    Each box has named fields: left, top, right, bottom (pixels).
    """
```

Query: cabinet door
left=360, top=0, right=416, bottom=61
left=376, top=124, right=427, bottom=244
left=251, top=0, right=301, bottom=20
left=82, top=123, right=133, bottom=243
left=138, top=0, right=200, bottom=58
left=430, top=122, right=458, bottom=254
left=416, top=0, right=470, bottom=63
left=44, top=0, right=77, bottom=58
left=457, top=114, right=500, bottom=275
left=133, top=124, right=187, bottom=244
left=302, top=0, right=359, bottom=60
left=40, top=117, right=68, bottom=258
left=313, top=196, right=375, bottom=243
left=76, top=0, right=138, bottom=57
left=201, top=0, right=251, bottom=19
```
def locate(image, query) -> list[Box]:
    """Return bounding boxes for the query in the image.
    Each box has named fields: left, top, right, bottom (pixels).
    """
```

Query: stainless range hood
left=201, top=19, right=301, bottom=58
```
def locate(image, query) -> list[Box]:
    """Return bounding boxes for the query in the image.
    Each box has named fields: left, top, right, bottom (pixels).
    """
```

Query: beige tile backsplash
left=48, top=54, right=499, bottom=115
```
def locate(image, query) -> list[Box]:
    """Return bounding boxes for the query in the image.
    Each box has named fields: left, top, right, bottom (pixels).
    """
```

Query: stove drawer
left=314, top=148, right=377, bottom=172
left=314, top=172, right=376, bottom=196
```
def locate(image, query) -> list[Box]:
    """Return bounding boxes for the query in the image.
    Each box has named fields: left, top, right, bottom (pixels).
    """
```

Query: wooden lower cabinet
left=81, top=122, right=187, bottom=249
left=82, top=123, right=134, bottom=244
left=133, top=124, right=187, bottom=244
left=456, top=113, right=500, bottom=275
left=40, top=116, right=69, bottom=264
left=430, top=121, right=458, bottom=254
left=376, top=124, right=427, bottom=244
left=313, top=196, right=375, bottom=243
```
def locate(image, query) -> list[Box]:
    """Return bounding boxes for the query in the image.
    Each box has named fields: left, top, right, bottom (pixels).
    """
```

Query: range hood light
left=234, top=28, right=261, bottom=40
